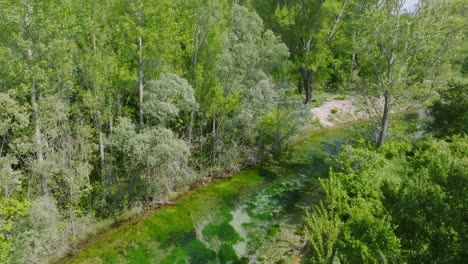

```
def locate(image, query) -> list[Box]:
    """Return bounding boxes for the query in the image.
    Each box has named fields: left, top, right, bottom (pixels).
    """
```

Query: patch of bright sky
left=402, top=0, right=419, bottom=12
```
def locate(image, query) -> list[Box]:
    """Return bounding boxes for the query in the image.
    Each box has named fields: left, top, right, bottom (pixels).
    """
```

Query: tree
left=306, top=135, right=468, bottom=263
left=143, top=73, right=197, bottom=127
left=0, top=1, right=310, bottom=261
left=186, top=0, right=229, bottom=145
left=382, top=136, right=468, bottom=263
left=351, top=0, right=464, bottom=147
left=0, top=198, right=29, bottom=263
left=206, top=4, right=291, bottom=171
left=0, top=94, right=28, bottom=198
left=18, top=0, right=48, bottom=196
left=74, top=0, right=118, bottom=211
left=253, top=0, right=352, bottom=103
left=427, top=81, right=468, bottom=137
left=111, top=117, right=193, bottom=204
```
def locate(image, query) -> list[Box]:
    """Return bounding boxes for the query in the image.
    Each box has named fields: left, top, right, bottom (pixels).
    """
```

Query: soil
left=311, top=97, right=367, bottom=127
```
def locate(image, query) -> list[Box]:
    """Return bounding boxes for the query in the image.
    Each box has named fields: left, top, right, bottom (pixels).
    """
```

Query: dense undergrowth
left=304, top=134, right=468, bottom=263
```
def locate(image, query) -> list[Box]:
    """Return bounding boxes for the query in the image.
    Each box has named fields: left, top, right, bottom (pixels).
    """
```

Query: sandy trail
left=311, top=98, right=367, bottom=127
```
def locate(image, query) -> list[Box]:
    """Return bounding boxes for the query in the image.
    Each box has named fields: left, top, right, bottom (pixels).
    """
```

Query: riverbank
left=64, top=123, right=359, bottom=263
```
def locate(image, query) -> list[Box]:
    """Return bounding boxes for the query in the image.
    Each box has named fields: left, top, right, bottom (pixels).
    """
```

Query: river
left=66, top=124, right=370, bottom=264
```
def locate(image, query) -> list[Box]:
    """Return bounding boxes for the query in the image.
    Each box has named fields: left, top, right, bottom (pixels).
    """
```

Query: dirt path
left=311, top=98, right=367, bottom=127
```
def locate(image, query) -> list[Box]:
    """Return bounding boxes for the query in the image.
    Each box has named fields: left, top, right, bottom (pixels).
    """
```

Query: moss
left=255, top=212, right=273, bottom=221
left=268, top=225, right=281, bottom=237
left=100, top=252, right=118, bottom=264
left=161, top=240, right=217, bottom=264
left=67, top=125, right=358, bottom=264
left=202, top=223, right=220, bottom=240
left=160, top=248, right=187, bottom=264
left=217, top=222, right=241, bottom=243
left=126, top=246, right=152, bottom=264
left=69, top=170, right=262, bottom=263
left=335, top=94, right=347, bottom=100
left=144, top=208, right=194, bottom=244
left=220, top=205, right=234, bottom=221
left=202, top=222, right=241, bottom=243
left=218, top=243, right=239, bottom=263
left=184, top=240, right=217, bottom=264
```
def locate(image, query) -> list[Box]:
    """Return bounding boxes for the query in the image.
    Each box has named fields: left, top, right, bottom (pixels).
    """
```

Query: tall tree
left=186, top=0, right=228, bottom=145
left=74, top=0, right=117, bottom=211
left=351, top=0, right=464, bottom=147
left=253, top=0, right=352, bottom=103
left=22, top=0, right=47, bottom=196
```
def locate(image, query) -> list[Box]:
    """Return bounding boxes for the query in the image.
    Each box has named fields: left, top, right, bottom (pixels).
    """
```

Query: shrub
left=335, top=95, right=347, bottom=100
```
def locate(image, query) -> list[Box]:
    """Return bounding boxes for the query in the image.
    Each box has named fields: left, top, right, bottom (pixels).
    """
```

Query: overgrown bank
left=304, top=130, right=468, bottom=262
left=65, top=124, right=356, bottom=263
left=1, top=0, right=464, bottom=262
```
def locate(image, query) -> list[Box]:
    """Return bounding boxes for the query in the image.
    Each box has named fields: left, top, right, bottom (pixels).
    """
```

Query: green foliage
left=202, top=221, right=241, bottom=243
left=110, top=117, right=193, bottom=206
left=144, top=74, right=197, bottom=126
left=427, top=81, right=468, bottom=137
left=0, top=0, right=463, bottom=262
left=349, top=0, right=464, bottom=146
left=218, top=243, right=239, bottom=263
left=382, top=136, right=468, bottom=263
left=305, top=136, right=468, bottom=263
left=304, top=201, right=342, bottom=264
left=0, top=199, right=29, bottom=263
left=253, top=0, right=355, bottom=102
left=69, top=170, right=263, bottom=263
left=11, top=197, right=66, bottom=263
left=338, top=208, right=400, bottom=264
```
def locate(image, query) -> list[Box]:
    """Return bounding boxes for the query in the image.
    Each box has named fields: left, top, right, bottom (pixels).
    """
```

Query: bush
left=427, top=81, right=468, bottom=137
left=335, top=95, right=347, bottom=100
left=305, top=137, right=468, bottom=263
left=218, top=243, right=239, bottom=263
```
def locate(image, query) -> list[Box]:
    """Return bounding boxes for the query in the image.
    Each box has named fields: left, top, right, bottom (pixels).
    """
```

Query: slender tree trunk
left=377, top=91, right=391, bottom=148
left=117, top=93, right=123, bottom=117
left=92, top=31, right=106, bottom=173
left=301, top=67, right=314, bottom=104
left=297, top=78, right=303, bottom=95
left=23, top=0, right=48, bottom=197
left=210, top=116, right=216, bottom=171
left=97, top=112, right=105, bottom=170
left=69, top=183, right=77, bottom=252
left=138, top=34, right=144, bottom=128
left=377, top=52, right=394, bottom=147
left=31, top=87, right=48, bottom=197
left=97, top=110, right=108, bottom=209
left=91, top=27, right=107, bottom=210
left=188, top=112, right=194, bottom=145
left=188, top=28, right=200, bottom=145
left=136, top=0, right=144, bottom=128
left=352, top=53, right=358, bottom=74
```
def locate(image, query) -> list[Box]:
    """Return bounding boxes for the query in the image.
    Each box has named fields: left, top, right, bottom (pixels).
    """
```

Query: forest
left=0, top=0, right=466, bottom=263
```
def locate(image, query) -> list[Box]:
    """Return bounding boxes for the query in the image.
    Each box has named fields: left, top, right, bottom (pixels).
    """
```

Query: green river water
left=67, top=124, right=361, bottom=264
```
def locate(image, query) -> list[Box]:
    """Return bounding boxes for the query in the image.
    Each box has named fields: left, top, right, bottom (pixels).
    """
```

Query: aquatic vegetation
left=68, top=126, right=355, bottom=263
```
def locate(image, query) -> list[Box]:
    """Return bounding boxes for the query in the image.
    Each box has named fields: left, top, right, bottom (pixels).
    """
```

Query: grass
left=66, top=124, right=361, bottom=264
left=335, top=94, right=347, bottom=100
